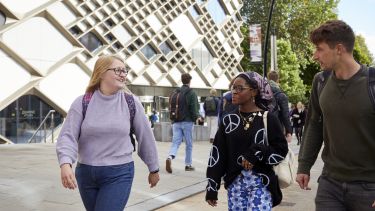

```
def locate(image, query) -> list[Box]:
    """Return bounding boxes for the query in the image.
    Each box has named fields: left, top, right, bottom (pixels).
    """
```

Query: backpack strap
left=262, top=111, right=269, bottom=146
left=316, top=70, right=332, bottom=97
left=82, top=92, right=94, bottom=120
left=368, top=67, right=375, bottom=111
left=124, top=92, right=136, bottom=152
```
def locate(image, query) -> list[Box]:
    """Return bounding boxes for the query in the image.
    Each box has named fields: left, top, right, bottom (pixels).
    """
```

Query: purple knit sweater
left=56, top=90, right=159, bottom=172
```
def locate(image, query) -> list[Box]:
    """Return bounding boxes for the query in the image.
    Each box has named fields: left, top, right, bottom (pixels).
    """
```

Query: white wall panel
left=47, top=2, right=77, bottom=26
left=39, top=63, right=89, bottom=111
left=169, top=14, right=200, bottom=50
left=3, top=17, right=74, bottom=75
left=0, top=49, right=32, bottom=102
left=2, top=0, right=49, bottom=15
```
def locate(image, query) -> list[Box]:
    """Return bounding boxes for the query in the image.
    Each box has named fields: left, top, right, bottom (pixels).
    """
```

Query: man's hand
left=286, top=133, right=292, bottom=143
left=207, top=199, right=217, bottom=207
left=296, top=173, right=311, bottom=190
left=60, top=163, right=77, bottom=190
left=148, top=172, right=160, bottom=188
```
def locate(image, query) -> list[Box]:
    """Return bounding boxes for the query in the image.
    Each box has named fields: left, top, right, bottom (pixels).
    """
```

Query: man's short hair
left=310, top=20, right=355, bottom=52
left=181, top=73, right=192, bottom=85
left=268, top=70, right=279, bottom=82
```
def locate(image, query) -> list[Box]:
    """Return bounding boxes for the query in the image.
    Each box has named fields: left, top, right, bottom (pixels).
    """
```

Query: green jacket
left=181, top=85, right=199, bottom=122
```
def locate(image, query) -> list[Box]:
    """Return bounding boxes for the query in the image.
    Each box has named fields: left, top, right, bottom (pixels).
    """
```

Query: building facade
left=0, top=0, right=243, bottom=144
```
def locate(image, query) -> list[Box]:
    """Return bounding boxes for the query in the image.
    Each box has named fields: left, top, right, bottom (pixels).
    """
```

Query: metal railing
left=28, top=110, right=56, bottom=144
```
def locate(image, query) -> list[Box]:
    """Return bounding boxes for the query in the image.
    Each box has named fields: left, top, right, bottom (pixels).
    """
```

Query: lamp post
left=263, top=0, right=277, bottom=78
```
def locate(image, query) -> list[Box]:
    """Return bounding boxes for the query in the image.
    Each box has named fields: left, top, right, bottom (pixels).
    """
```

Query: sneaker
left=185, top=165, right=195, bottom=171
left=166, top=158, right=172, bottom=173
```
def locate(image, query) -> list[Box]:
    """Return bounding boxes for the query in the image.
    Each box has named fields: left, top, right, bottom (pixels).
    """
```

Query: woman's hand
left=207, top=199, right=217, bottom=207
left=60, top=163, right=77, bottom=190
left=148, top=172, right=160, bottom=188
left=241, top=158, right=254, bottom=170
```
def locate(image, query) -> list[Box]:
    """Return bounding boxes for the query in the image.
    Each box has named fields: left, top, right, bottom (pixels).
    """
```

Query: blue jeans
left=168, top=121, right=194, bottom=165
left=316, top=175, right=375, bottom=211
left=75, top=162, right=134, bottom=211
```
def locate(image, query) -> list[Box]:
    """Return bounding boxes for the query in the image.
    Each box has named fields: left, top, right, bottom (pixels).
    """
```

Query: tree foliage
left=353, top=35, right=374, bottom=65
left=241, top=0, right=339, bottom=66
left=277, top=39, right=307, bottom=103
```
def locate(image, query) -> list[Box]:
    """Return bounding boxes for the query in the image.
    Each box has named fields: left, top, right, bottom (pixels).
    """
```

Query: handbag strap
left=263, top=111, right=269, bottom=146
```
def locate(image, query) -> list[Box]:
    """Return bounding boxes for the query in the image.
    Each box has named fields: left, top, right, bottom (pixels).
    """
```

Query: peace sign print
left=267, top=153, right=285, bottom=165
left=206, top=178, right=218, bottom=192
left=254, top=128, right=265, bottom=145
left=208, top=146, right=220, bottom=167
left=257, top=173, right=270, bottom=187
left=223, top=114, right=240, bottom=134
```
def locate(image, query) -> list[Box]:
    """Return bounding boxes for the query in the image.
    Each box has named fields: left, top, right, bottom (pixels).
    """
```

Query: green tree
left=241, top=0, right=339, bottom=67
left=353, top=35, right=374, bottom=65
left=276, top=39, right=307, bottom=103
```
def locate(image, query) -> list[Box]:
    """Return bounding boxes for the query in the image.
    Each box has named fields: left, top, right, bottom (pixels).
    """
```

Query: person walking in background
left=166, top=73, right=199, bottom=173
left=268, top=70, right=293, bottom=143
left=203, top=88, right=220, bottom=143
left=291, top=101, right=306, bottom=145
left=206, top=72, right=288, bottom=210
left=149, top=110, right=158, bottom=128
left=56, top=55, right=160, bottom=211
left=297, top=20, right=375, bottom=210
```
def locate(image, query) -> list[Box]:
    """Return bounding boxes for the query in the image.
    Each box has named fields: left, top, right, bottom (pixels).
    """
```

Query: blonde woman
left=56, top=55, right=159, bottom=211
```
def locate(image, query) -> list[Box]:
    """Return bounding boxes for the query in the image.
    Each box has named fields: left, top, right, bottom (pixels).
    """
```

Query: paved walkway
left=0, top=137, right=322, bottom=211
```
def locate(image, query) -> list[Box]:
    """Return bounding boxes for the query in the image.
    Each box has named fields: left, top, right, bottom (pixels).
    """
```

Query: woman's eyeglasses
left=107, top=67, right=130, bottom=76
left=231, top=85, right=253, bottom=93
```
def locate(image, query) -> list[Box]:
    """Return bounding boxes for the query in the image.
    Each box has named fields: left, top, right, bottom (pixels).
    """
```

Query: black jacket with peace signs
left=205, top=109, right=288, bottom=207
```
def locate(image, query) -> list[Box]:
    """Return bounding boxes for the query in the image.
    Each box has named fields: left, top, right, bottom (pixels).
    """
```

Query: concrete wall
left=153, top=122, right=210, bottom=142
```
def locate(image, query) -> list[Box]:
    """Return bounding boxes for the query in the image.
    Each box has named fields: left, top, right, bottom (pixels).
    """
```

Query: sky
left=338, top=0, right=375, bottom=59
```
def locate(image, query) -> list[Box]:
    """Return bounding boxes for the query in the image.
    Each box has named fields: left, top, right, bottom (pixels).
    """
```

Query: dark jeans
left=294, top=127, right=303, bottom=144
left=316, top=175, right=375, bottom=211
left=75, top=162, right=134, bottom=211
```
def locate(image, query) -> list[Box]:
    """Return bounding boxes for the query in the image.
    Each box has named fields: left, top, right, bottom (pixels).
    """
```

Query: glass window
left=189, top=6, right=200, bottom=19
left=79, top=32, right=103, bottom=52
left=159, top=41, right=172, bottom=55
left=141, top=44, right=157, bottom=60
left=0, top=95, right=63, bottom=144
left=191, top=41, right=214, bottom=71
left=207, top=0, right=227, bottom=25
left=0, top=11, right=6, bottom=26
left=196, top=0, right=204, bottom=4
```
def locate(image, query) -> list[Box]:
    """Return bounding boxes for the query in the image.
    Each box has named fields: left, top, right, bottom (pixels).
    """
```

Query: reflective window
left=141, top=44, right=157, bottom=60
left=189, top=6, right=200, bottom=19
left=196, top=0, right=204, bottom=4
left=159, top=41, right=172, bottom=55
left=207, top=0, right=227, bottom=25
left=79, top=32, right=103, bottom=52
left=0, top=95, right=63, bottom=144
left=191, top=41, right=214, bottom=71
left=0, top=11, right=6, bottom=26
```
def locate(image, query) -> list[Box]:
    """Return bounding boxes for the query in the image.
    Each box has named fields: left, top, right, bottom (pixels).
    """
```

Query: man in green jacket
left=166, top=73, right=199, bottom=173
left=297, top=20, right=375, bottom=210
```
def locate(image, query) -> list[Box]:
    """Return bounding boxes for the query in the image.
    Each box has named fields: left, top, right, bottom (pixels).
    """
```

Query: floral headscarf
left=235, top=71, right=273, bottom=110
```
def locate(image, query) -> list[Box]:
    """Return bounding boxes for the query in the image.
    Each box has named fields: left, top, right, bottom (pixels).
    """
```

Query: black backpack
left=205, top=96, right=217, bottom=113
left=268, top=86, right=284, bottom=118
left=316, top=66, right=375, bottom=111
left=169, top=87, right=191, bottom=122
